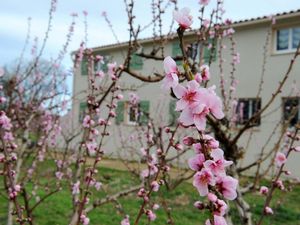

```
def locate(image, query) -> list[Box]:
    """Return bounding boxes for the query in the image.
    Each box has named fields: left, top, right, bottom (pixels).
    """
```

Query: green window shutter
left=172, top=42, right=182, bottom=66
left=169, top=99, right=180, bottom=126
left=204, top=39, right=217, bottom=63
left=139, top=100, right=150, bottom=125
left=130, top=54, right=143, bottom=70
left=81, top=57, right=88, bottom=75
left=79, top=102, right=87, bottom=122
left=116, top=101, right=125, bottom=125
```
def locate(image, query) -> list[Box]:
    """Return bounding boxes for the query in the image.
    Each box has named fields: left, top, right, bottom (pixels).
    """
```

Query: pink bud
left=164, top=127, right=171, bottom=133
left=109, top=111, right=116, bottom=117
left=151, top=181, right=160, bottom=192
left=183, top=136, right=195, bottom=146
left=175, top=143, right=183, bottom=151
left=207, top=193, right=217, bottom=202
left=259, top=186, right=269, bottom=195
left=194, top=201, right=205, bottom=210
left=265, top=206, right=273, bottom=215
left=117, top=94, right=123, bottom=100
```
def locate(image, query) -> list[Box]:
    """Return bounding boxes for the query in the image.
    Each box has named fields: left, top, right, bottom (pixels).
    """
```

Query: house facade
left=71, top=10, right=300, bottom=178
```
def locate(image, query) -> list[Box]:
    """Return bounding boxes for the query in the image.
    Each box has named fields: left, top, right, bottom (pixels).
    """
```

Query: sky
left=1, top=0, right=300, bottom=91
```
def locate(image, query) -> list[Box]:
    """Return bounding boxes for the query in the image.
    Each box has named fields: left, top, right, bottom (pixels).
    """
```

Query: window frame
left=236, top=98, right=262, bottom=126
left=124, top=101, right=139, bottom=126
left=273, top=26, right=300, bottom=54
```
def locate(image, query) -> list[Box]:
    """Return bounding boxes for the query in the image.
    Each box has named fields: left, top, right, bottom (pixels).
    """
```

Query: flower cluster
left=162, top=52, right=237, bottom=224
left=187, top=135, right=238, bottom=224
left=163, top=57, right=224, bottom=131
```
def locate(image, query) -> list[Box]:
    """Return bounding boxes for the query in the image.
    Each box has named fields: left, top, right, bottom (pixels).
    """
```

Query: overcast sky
left=1, top=0, right=300, bottom=77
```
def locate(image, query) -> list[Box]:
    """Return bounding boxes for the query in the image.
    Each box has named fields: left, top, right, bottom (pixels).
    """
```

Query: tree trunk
left=230, top=165, right=253, bottom=225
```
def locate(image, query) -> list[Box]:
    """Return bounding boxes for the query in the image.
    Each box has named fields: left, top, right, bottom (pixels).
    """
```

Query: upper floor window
left=275, top=27, right=300, bottom=53
left=283, top=97, right=300, bottom=127
left=236, top=98, right=261, bottom=126
left=94, top=55, right=111, bottom=73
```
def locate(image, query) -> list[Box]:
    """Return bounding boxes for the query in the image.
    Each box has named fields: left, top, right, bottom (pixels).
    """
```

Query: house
left=71, top=9, right=300, bottom=178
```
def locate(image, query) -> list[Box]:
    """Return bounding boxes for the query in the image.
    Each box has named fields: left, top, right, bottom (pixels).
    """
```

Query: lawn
left=0, top=160, right=300, bottom=225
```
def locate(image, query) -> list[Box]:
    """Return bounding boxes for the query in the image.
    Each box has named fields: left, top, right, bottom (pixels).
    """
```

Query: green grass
left=0, top=161, right=300, bottom=225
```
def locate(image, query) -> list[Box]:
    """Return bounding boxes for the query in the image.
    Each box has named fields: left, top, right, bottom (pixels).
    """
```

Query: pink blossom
left=213, top=199, right=227, bottom=216
left=173, top=8, right=193, bottom=29
left=94, top=182, right=102, bottom=191
left=86, top=142, right=97, bottom=155
left=216, top=176, right=238, bottom=200
left=3, top=132, right=14, bottom=141
left=129, top=92, right=140, bottom=105
left=151, top=181, right=160, bottom=192
left=14, top=184, right=21, bottom=192
left=194, top=73, right=203, bottom=84
left=146, top=210, right=156, bottom=221
left=173, top=80, right=201, bottom=111
left=200, top=65, right=210, bottom=81
left=204, top=135, right=219, bottom=149
left=264, top=206, right=273, bottom=215
left=207, top=192, right=217, bottom=202
left=0, top=112, right=12, bottom=130
left=0, top=153, right=4, bottom=162
left=80, top=215, right=90, bottom=225
left=183, top=136, right=195, bottom=146
left=177, top=86, right=224, bottom=131
left=55, top=171, right=63, bottom=180
left=205, top=215, right=227, bottom=225
left=121, top=215, right=130, bottom=225
left=72, top=181, right=80, bottom=195
left=204, top=148, right=232, bottom=176
left=83, top=115, right=95, bottom=128
left=175, top=143, right=183, bottom=151
left=259, top=186, right=269, bottom=195
left=275, top=180, right=285, bottom=190
left=193, top=143, right=203, bottom=154
left=108, top=62, right=117, bottom=79
left=152, top=204, right=160, bottom=210
left=141, top=164, right=158, bottom=178
left=0, top=97, right=6, bottom=103
left=194, top=201, right=205, bottom=210
left=188, top=153, right=205, bottom=171
left=162, top=56, right=179, bottom=90
left=193, top=168, right=215, bottom=196
left=275, top=152, right=286, bottom=167
left=199, top=0, right=210, bottom=6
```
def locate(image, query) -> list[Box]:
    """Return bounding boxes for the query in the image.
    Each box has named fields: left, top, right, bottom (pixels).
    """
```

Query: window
left=129, top=54, right=143, bottom=70
left=236, top=98, right=261, bottom=126
left=275, top=27, right=300, bottom=52
left=169, top=99, right=180, bottom=126
left=203, top=39, right=217, bottom=63
left=94, top=55, right=111, bottom=73
left=116, top=100, right=150, bottom=125
left=283, top=97, right=300, bottom=127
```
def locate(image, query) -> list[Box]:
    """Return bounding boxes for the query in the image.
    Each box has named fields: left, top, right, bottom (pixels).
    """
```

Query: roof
left=90, top=9, right=300, bottom=52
